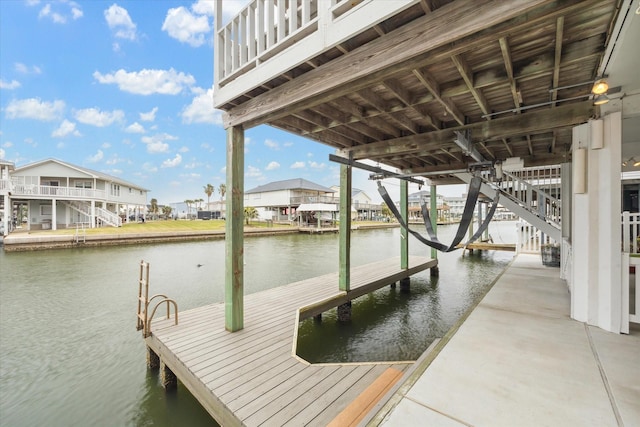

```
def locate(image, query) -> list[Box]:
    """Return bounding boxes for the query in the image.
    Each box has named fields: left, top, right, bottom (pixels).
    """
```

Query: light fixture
left=592, top=78, right=609, bottom=95
left=622, top=157, right=640, bottom=167
left=593, top=93, right=609, bottom=105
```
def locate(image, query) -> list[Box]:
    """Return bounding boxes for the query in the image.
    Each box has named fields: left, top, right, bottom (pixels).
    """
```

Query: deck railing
left=499, top=166, right=562, bottom=227
left=11, top=183, right=107, bottom=200
left=622, top=211, right=640, bottom=253
left=214, top=0, right=416, bottom=97
left=618, top=212, right=638, bottom=332
left=216, top=0, right=320, bottom=84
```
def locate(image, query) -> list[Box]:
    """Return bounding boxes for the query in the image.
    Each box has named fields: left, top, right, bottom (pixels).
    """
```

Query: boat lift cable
left=377, top=175, right=500, bottom=252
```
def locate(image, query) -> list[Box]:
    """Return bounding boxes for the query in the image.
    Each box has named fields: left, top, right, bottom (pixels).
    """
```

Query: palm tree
left=218, top=183, right=226, bottom=201
left=162, top=205, right=173, bottom=219
left=184, top=199, right=193, bottom=219
left=244, top=206, right=258, bottom=225
left=150, top=198, right=158, bottom=220
left=203, top=184, right=215, bottom=208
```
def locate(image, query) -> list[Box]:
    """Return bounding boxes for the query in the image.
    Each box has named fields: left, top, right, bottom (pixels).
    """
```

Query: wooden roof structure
left=214, top=0, right=625, bottom=184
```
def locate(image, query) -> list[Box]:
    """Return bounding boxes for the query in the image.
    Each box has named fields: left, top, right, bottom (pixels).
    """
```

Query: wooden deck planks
left=146, top=256, right=435, bottom=426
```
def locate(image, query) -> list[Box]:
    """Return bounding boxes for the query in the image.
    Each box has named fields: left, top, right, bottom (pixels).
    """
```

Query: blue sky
left=0, top=0, right=464, bottom=204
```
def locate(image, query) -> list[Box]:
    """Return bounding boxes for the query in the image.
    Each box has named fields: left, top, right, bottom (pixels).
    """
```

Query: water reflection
left=0, top=221, right=516, bottom=425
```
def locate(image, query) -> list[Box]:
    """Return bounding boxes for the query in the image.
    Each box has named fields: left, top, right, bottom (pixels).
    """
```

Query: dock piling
left=400, top=277, right=410, bottom=291
left=337, top=301, right=352, bottom=322
left=160, top=361, right=177, bottom=390
left=146, top=346, right=159, bottom=370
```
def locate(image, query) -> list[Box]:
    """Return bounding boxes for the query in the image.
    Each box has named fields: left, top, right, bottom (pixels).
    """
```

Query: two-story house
left=245, top=178, right=335, bottom=222
left=1, top=158, right=148, bottom=235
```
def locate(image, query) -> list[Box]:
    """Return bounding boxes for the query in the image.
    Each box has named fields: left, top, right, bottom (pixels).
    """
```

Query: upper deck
left=213, top=0, right=632, bottom=180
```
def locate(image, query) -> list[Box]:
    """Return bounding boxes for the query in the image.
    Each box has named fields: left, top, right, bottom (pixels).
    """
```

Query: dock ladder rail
left=74, top=223, right=87, bottom=244
left=136, top=260, right=178, bottom=338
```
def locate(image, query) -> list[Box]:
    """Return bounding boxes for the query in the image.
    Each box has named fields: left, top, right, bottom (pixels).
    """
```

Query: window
left=75, top=181, right=92, bottom=189
left=40, top=204, right=52, bottom=216
left=111, top=184, right=120, bottom=196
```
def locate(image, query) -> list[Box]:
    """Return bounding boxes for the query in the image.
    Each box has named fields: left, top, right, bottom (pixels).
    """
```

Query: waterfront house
left=330, top=186, right=381, bottom=220
left=245, top=177, right=335, bottom=222
left=0, top=158, right=148, bottom=234
left=213, top=0, right=639, bottom=336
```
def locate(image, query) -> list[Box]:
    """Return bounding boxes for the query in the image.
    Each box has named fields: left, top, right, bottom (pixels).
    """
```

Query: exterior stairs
left=455, top=166, right=562, bottom=242
left=63, top=201, right=122, bottom=227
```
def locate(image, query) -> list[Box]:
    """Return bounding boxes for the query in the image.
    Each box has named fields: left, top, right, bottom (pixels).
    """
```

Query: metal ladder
left=136, top=260, right=178, bottom=338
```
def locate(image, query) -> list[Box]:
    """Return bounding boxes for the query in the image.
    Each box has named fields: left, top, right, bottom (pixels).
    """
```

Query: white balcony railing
left=11, top=183, right=107, bottom=200
left=214, top=0, right=417, bottom=103
left=216, top=0, right=320, bottom=85
left=622, top=211, right=640, bottom=254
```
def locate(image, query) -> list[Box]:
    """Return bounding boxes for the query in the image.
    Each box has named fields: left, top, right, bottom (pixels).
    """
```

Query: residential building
left=245, top=178, right=335, bottom=222
left=330, top=186, right=381, bottom=220
left=0, top=158, right=148, bottom=234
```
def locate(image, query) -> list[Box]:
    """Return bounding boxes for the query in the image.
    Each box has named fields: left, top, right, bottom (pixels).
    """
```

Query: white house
left=245, top=178, right=335, bottom=222
left=0, top=158, right=148, bottom=234
left=330, top=186, right=381, bottom=220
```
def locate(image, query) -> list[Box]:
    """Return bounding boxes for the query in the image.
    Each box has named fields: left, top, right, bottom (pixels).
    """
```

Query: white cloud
left=181, top=87, right=222, bottom=124
left=161, top=153, right=182, bottom=168
left=125, top=122, right=145, bottom=133
left=14, top=63, right=41, bottom=74
left=52, top=119, right=81, bottom=138
left=87, top=150, right=104, bottom=163
left=264, top=139, right=279, bottom=150
left=291, top=161, right=305, bottom=169
left=142, top=162, right=158, bottom=173
left=139, top=107, right=158, bottom=122
left=0, top=148, right=5, bottom=159
left=93, top=68, right=195, bottom=95
left=265, top=161, right=280, bottom=171
left=179, top=146, right=190, bottom=153
left=38, top=1, right=82, bottom=23
left=0, top=79, right=21, bottom=90
left=101, top=142, right=111, bottom=149
left=142, top=133, right=177, bottom=154
left=246, top=165, right=262, bottom=177
left=309, top=161, right=326, bottom=170
left=104, top=4, right=137, bottom=40
left=74, top=107, right=124, bottom=127
left=162, top=6, right=210, bottom=47
left=5, top=98, right=64, bottom=121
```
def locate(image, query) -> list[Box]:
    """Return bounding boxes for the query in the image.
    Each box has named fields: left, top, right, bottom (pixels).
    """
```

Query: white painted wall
left=571, top=112, right=623, bottom=333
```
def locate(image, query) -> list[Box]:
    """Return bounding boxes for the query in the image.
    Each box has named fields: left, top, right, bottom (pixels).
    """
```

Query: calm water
left=0, top=222, right=516, bottom=426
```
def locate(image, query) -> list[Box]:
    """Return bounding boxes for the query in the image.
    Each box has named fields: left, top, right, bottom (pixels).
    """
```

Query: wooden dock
left=145, top=256, right=436, bottom=426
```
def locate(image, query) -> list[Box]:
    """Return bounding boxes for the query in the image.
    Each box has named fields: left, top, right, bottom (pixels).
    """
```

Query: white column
left=91, top=200, right=96, bottom=228
left=571, top=113, right=622, bottom=333
left=52, top=199, right=57, bottom=231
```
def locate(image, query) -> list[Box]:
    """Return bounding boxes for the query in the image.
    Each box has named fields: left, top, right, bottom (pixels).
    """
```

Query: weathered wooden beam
left=347, top=101, right=593, bottom=159
left=413, top=68, right=465, bottom=125
left=224, top=0, right=565, bottom=128
left=452, top=54, right=491, bottom=117
left=552, top=16, right=565, bottom=104
left=499, top=37, right=521, bottom=112
left=225, top=125, right=244, bottom=332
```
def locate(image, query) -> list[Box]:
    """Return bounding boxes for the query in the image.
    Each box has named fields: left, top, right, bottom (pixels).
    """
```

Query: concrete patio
left=374, top=254, right=640, bottom=426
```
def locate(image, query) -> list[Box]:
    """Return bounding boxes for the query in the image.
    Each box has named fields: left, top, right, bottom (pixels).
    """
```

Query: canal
left=0, top=222, right=516, bottom=426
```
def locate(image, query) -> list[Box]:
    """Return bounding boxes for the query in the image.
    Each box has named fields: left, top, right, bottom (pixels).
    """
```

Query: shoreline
left=1, top=223, right=399, bottom=252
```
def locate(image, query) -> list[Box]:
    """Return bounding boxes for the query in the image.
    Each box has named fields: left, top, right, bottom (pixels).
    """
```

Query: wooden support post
left=337, top=301, right=352, bottom=322
left=146, top=346, right=159, bottom=370
left=430, top=184, right=439, bottom=277
left=400, top=180, right=408, bottom=269
left=160, top=360, right=177, bottom=390
left=339, top=164, right=351, bottom=292
left=225, top=125, right=244, bottom=332
left=390, top=282, right=396, bottom=289
left=400, top=277, right=411, bottom=291
left=314, top=313, right=322, bottom=322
